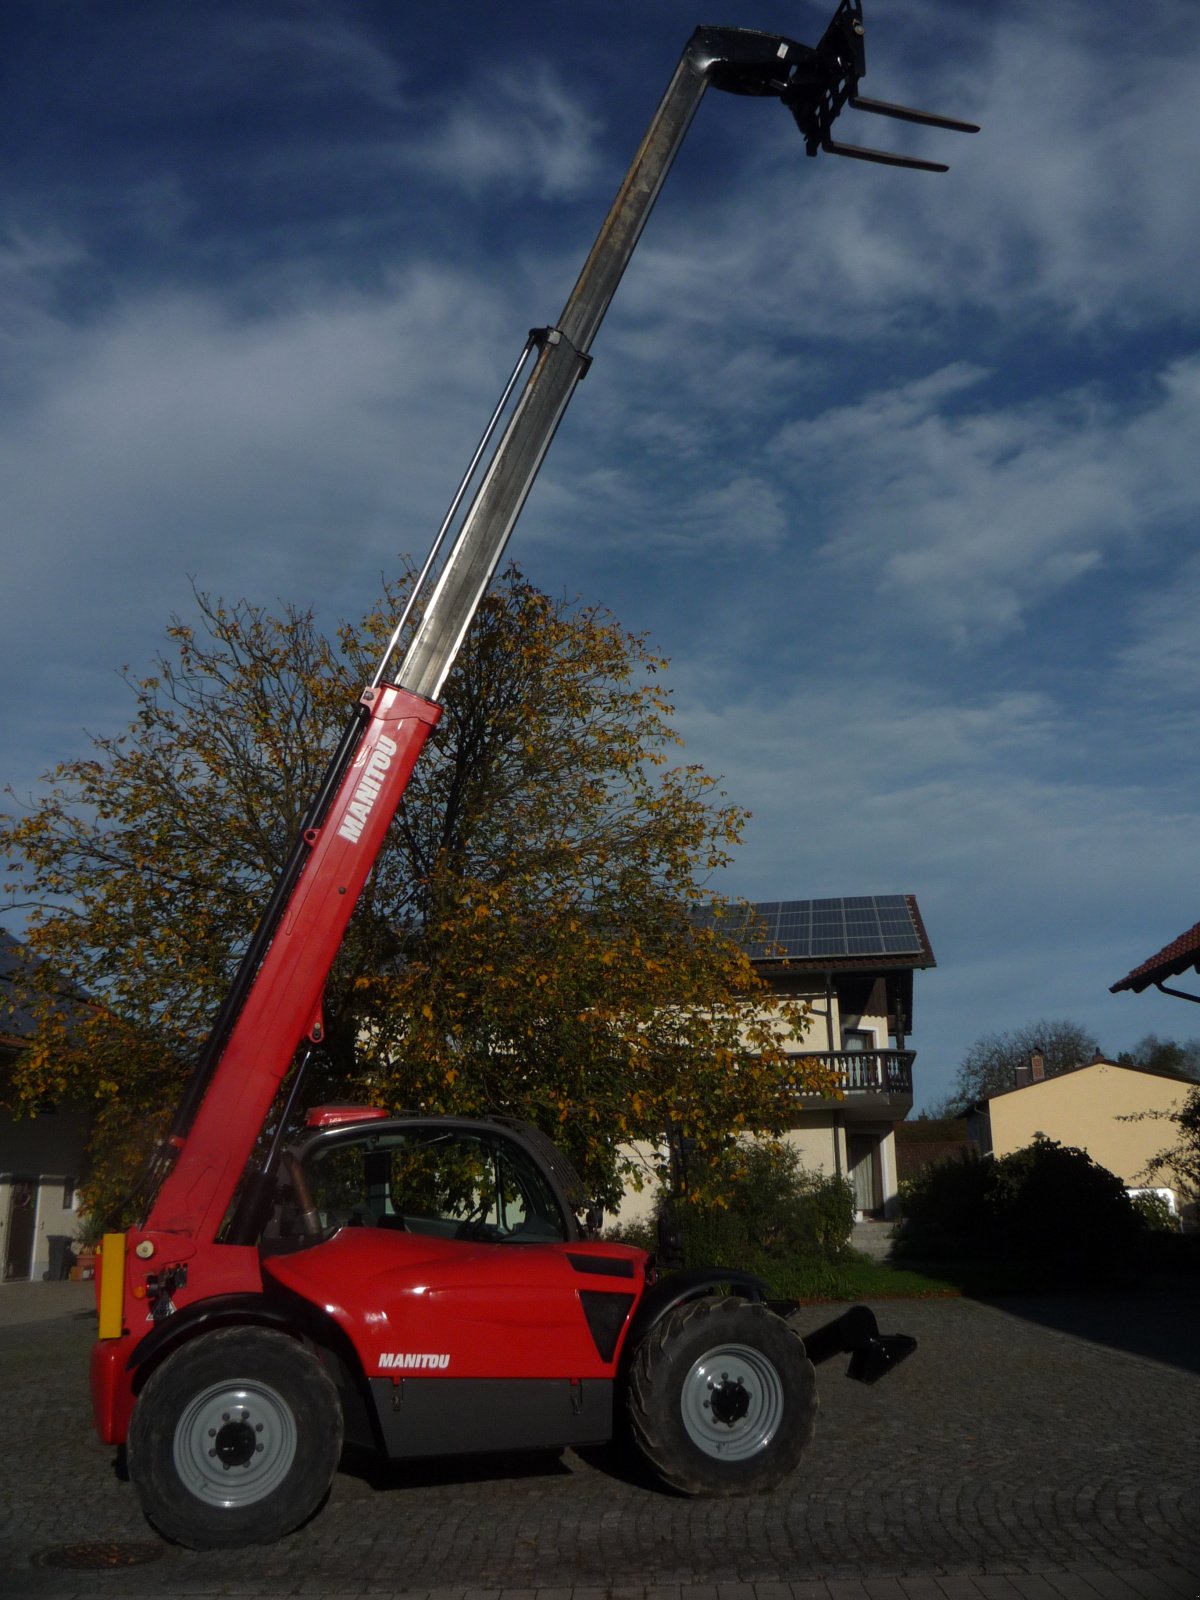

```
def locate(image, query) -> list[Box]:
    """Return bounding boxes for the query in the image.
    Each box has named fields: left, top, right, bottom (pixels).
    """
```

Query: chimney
left=1015, top=1061, right=1030, bottom=1089
left=1030, top=1047, right=1045, bottom=1082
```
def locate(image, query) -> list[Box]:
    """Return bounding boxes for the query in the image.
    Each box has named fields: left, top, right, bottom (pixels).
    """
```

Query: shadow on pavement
left=337, top=1440, right=576, bottom=1493
left=973, top=1280, right=1200, bottom=1374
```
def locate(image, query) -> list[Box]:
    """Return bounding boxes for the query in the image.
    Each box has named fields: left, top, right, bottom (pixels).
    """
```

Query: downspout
left=1155, top=980, right=1200, bottom=1005
left=826, top=968, right=843, bottom=1178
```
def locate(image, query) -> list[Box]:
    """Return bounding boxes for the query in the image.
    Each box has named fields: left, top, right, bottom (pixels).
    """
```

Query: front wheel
left=627, top=1296, right=816, bottom=1496
left=127, top=1326, right=343, bottom=1549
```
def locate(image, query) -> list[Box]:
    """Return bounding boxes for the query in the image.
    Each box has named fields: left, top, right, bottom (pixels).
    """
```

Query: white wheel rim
left=679, top=1340, right=785, bottom=1461
left=173, top=1379, right=298, bottom=1508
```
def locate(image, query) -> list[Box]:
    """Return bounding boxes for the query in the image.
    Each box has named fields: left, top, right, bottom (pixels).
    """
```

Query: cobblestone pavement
left=1, top=1289, right=1197, bottom=1600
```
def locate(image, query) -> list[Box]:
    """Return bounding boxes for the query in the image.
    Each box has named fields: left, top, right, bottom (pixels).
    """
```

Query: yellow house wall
left=783, top=1117, right=842, bottom=1179
left=729, top=981, right=826, bottom=1052
left=988, top=1062, right=1188, bottom=1189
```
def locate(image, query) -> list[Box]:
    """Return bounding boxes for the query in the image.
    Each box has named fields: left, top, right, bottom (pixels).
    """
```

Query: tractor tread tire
left=626, top=1294, right=816, bottom=1497
left=127, top=1325, right=343, bottom=1550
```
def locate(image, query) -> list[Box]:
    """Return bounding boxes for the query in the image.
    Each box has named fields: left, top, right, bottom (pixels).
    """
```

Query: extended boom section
left=144, top=687, right=442, bottom=1246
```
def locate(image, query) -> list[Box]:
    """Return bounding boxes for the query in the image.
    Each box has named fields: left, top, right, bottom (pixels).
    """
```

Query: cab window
left=299, top=1127, right=569, bottom=1244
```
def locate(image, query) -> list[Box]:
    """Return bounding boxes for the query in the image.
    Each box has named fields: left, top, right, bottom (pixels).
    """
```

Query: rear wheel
left=128, top=1326, right=343, bottom=1549
left=627, top=1296, right=816, bottom=1495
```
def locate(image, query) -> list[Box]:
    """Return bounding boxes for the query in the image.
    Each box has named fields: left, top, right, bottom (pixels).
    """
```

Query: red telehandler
left=90, top=2, right=975, bottom=1549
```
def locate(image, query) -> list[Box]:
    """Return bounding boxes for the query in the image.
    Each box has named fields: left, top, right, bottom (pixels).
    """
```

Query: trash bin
left=45, top=1235, right=74, bottom=1281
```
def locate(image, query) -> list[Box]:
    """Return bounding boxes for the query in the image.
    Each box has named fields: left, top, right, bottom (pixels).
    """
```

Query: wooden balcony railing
left=791, top=1049, right=914, bottom=1097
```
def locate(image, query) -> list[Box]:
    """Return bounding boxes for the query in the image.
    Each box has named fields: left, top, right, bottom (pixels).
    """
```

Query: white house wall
left=608, top=1140, right=662, bottom=1230
left=0, top=1175, right=82, bottom=1281
left=608, top=1117, right=901, bottom=1233
left=0, top=1105, right=89, bottom=1282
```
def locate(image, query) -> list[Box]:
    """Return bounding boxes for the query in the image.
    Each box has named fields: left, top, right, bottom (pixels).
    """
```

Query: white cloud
left=947, top=0, right=1200, bottom=326
left=769, top=354, right=1200, bottom=643
left=590, top=0, right=1200, bottom=346
left=1116, top=550, right=1200, bottom=703
left=405, top=64, right=603, bottom=201
left=667, top=640, right=1191, bottom=916
left=208, top=13, right=408, bottom=112
left=0, top=231, right=89, bottom=377
left=0, top=267, right=525, bottom=731
left=531, top=461, right=790, bottom=561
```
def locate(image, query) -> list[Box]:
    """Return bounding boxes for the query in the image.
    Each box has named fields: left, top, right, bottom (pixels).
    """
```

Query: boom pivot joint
left=530, top=325, right=592, bottom=379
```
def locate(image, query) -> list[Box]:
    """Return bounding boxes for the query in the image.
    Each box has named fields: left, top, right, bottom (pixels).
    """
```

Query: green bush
left=651, top=1140, right=855, bottom=1286
left=1127, top=1190, right=1179, bottom=1234
left=894, top=1150, right=993, bottom=1260
left=991, top=1137, right=1143, bottom=1273
left=602, top=1214, right=656, bottom=1254
left=896, top=1135, right=1145, bottom=1279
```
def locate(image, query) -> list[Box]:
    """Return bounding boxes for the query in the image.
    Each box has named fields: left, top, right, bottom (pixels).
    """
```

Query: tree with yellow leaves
left=3, top=566, right=836, bottom=1217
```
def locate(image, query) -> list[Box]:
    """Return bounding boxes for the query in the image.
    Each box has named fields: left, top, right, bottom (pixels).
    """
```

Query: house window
left=842, top=1028, right=874, bottom=1052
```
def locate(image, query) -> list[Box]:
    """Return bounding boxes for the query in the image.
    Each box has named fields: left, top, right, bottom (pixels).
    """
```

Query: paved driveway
left=1, top=1288, right=1197, bottom=1599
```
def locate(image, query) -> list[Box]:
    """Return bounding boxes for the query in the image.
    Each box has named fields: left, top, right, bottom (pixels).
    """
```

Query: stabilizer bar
left=798, top=1303, right=918, bottom=1385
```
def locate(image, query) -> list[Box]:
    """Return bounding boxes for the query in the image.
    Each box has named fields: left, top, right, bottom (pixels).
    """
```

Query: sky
left=4, top=0, right=1200, bottom=1110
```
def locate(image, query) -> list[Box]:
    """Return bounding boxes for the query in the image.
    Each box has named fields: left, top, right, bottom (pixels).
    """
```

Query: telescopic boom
left=123, top=0, right=975, bottom=1280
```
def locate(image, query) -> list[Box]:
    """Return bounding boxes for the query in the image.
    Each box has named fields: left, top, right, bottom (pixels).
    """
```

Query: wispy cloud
left=404, top=64, right=603, bottom=201
left=189, top=11, right=409, bottom=112
left=0, top=268, right=522, bottom=695
left=1116, top=550, right=1200, bottom=703
left=771, top=355, right=1200, bottom=644
left=950, top=0, right=1200, bottom=326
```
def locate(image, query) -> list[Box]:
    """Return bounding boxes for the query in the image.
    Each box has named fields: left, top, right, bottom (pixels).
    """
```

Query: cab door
left=262, top=1120, right=643, bottom=1455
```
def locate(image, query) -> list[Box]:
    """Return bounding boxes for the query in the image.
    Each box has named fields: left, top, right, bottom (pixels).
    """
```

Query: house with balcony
left=735, top=895, right=934, bottom=1219
left=612, top=894, right=935, bottom=1225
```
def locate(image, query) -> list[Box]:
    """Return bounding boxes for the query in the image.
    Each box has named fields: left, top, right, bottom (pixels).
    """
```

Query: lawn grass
left=768, top=1248, right=1102, bottom=1301
left=773, top=1249, right=960, bottom=1302
left=622, top=1237, right=1054, bottom=1301
left=778, top=1246, right=1200, bottom=1302
left=616, top=1226, right=1200, bottom=1305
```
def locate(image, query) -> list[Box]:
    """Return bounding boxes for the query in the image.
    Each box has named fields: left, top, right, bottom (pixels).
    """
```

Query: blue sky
left=4, top=0, right=1200, bottom=1108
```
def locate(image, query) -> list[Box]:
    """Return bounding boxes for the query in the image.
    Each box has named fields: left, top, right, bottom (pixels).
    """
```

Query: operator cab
left=264, top=1114, right=584, bottom=1251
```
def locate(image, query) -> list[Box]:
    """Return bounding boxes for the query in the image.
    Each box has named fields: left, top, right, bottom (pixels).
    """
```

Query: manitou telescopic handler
left=90, top=2, right=975, bottom=1549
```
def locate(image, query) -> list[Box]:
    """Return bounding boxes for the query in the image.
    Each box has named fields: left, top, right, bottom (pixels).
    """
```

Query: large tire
left=627, top=1295, right=816, bottom=1496
left=127, top=1326, right=344, bottom=1549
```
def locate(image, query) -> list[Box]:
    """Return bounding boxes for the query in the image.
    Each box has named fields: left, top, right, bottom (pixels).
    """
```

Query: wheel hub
left=707, top=1374, right=751, bottom=1427
left=214, top=1416, right=260, bottom=1469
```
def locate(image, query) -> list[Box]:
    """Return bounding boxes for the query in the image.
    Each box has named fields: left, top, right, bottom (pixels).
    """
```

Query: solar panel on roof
left=693, top=895, right=928, bottom=962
